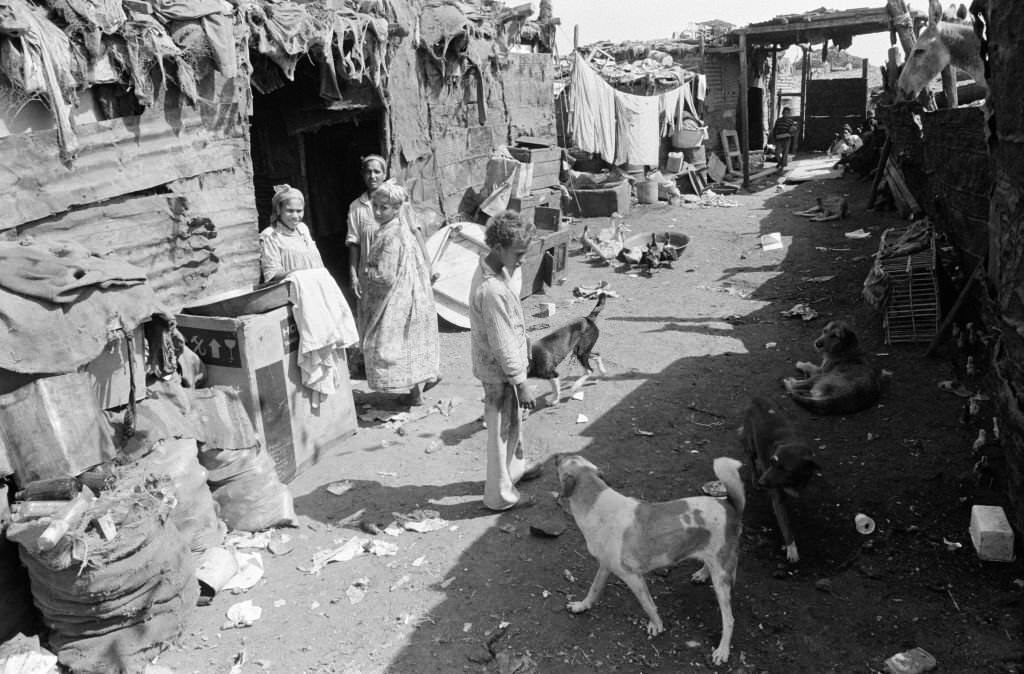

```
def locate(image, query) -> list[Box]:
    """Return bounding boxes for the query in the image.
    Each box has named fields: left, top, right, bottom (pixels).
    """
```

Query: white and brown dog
left=556, top=454, right=745, bottom=666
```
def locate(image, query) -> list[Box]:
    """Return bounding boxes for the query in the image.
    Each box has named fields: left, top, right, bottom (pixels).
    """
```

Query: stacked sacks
left=115, top=382, right=225, bottom=553
left=5, top=471, right=198, bottom=673
left=190, top=387, right=297, bottom=532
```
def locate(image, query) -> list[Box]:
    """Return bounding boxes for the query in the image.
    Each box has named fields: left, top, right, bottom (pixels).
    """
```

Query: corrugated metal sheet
left=0, top=107, right=245, bottom=229
left=16, top=170, right=260, bottom=312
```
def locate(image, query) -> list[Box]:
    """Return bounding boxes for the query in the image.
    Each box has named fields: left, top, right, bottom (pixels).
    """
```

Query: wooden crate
left=509, top=146, right=562, bottom=190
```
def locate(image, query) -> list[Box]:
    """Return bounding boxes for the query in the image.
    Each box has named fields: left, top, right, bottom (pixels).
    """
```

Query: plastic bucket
left=637, top=181, right=659, bottom=204
left=665, top=152, right=684, bottom=174
left=672, top=126, right=707, bottom=149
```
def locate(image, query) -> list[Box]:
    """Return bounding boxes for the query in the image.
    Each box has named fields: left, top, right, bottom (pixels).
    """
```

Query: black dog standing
left=741, top=397, right=820, bottom=563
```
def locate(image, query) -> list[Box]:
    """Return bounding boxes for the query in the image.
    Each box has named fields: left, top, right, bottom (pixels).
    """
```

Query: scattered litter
left=970, top=505, right=1015, bottom=562
left=781, top=303, right=819, bottom=321
left=463, top=622, right=473, bottom=633
left=576, top=414, right=589, bottom=424
left=563, top=569, right=576, bottom=583
left=0, top=649, right=58, bottom=673
left=804, top=275, right=835, bottom=283
left=542, top=302, right=557, bottom=317
left=299, top=537, right=368, bottom=574
left=760, top=232, right=784, bottom=251
left=541, top=590, right=550, bottom=598
left=337, top=508, right=366, bottom=527
left=222, top=550, right=264, bottom=593
left=635, top=429, right=654, bottom=437
left=854, top=513, right=876, bottom=535
left=273, top=599, right=286, bottom=608
left=411, top=555, right=427, bottom=567
left=228, top=650, right=246, bottom=674
left=943, top=537, right=962, bottom=552
left=815, top=578, right=833, bottom=594
left=570, top=390, right=585, bottom=401
left=440, top=576, right=456, bottom=589
left=390, top=574, right=411, bottom=591
left=346, top=578, right=370, bottom=604
left=310, top=601, right=320, bottom=610
left=701, top=480, right=727, bottom=498
left=267, top=534, right=294, bottom=557
left=425, top=440, right=441, bottom=454
left=867, top=432, right=876, bottom=441
left=326, top=481, right=354, bottom=496
left=573, top=282, right=619, bottom=300
left=223, top=600, right=262, bottom=629
left=844, top=228, right=872, bottom=240
left=765, top=342, right=778, bottom=349
left=395, top=509, right=449, bottom=533
left=529, top=518, right=567, bottom=538
left=684, top=640, right=701, bottom=648
left=498, top=523, right=517, bottom=534
left=377, top=471, right=398, bottom=478
left=225, top=531, right=272, bottom=549
left=937, top=380, right=972, bottom=398
left=366, top=539, right=398, bottom=556
left=884, top=646, right=937, bottom=674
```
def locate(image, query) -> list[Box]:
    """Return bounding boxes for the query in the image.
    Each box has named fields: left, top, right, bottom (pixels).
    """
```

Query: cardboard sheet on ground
left=782, top=157, right=844, bottom=183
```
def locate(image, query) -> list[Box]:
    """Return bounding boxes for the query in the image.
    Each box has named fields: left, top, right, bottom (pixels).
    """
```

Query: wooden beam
left=739, top=32, right=750, bottom=188
left=941, top=66, right=958, bottom=107
left=769, top=49, right=778, bottom=128
left=740, top=10, right=892, bottom=38
left=799, top=47, right=810, bottom=150
left=887, top=0, right=916, bottom=56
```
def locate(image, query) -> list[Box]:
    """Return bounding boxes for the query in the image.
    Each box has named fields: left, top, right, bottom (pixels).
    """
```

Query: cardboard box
left=83, top=327, right=146, bottom=410
left=508, top=194, right=538, bottom=225
left=176, top=307, right=357, bottom=483
left=534, top=206, right=562, bottom=231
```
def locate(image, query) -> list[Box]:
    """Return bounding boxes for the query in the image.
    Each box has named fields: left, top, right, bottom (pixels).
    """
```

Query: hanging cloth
left=614, top=90, right=660, bottom=167
left=570, top=52, right=616, bottom=162
left=658, top=88, right=680, bottom=137
left=696, top=74, right=708, bottom=102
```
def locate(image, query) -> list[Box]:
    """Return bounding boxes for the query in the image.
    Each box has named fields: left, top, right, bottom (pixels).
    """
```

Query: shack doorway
left=249, top=56, right=385, bottom=289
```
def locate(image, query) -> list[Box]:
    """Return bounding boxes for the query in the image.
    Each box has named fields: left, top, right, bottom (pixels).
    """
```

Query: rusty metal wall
left=1, top=103, right=260, bottom=311
left=989, top=0, right=1024, bottom=536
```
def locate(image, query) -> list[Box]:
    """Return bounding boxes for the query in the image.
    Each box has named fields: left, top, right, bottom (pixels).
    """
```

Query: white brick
left=969, top=505, right=1015, bottom=562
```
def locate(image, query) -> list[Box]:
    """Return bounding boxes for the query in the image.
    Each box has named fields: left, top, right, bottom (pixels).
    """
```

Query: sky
left=547, top=0, right=916, bottom=67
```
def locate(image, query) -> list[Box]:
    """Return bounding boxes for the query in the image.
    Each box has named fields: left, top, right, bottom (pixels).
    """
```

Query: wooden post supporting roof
left=799, top=46, right=810, bottom=148
left=769, top=48, right=778, bottom=128
left=738, top=31, right=749, bottom=187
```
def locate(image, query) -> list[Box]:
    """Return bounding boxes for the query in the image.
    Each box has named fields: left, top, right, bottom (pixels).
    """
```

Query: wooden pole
left=739, top=31, right=749, bottom=187
left=941, top=66, right=958, bottom=107
left=887, top=0, right=917, bottom=57
left=573, top=24, right=579, bottom=51
left=799, top=46, right=810, bottom=151
left=769, top=48, right=778, bottom=128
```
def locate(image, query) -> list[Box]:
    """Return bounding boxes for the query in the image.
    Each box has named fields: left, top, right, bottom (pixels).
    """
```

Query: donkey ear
left=559, top=475, right=577, bottom=499
left=928, top=0, right=944, bottom=26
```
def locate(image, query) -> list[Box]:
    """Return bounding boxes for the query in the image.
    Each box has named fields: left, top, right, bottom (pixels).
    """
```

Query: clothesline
left=569, top=51, right=705, bottom=167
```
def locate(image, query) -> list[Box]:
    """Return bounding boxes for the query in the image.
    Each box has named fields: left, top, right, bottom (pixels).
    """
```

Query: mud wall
left=988, top=0, right=1024, bottom=536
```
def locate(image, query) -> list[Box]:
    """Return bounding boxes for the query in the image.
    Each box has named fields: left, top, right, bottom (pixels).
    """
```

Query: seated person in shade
left=828, top=124, right=864, bottom=161
left=770, top=107, right=799, bottom=170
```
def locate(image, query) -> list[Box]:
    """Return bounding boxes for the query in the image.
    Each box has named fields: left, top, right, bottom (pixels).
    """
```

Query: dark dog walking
left=741, top=397, right=820, bottom=563
left=528, top=293, right=607, bottom=403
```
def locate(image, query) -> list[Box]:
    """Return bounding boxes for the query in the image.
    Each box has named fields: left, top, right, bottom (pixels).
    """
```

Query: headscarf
left=272, top=184, right=304, bottom=214
left=360, top=154, right=387, bottom=171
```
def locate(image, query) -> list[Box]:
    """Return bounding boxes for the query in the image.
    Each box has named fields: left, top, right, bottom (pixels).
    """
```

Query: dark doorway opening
left=249, top=56, right=384, bottom=290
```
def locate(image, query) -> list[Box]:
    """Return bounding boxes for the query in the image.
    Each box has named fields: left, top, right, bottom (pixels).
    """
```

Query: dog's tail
left=588, top=293, right=608, bottom=320
left=713, top=457, right=746, bottom=516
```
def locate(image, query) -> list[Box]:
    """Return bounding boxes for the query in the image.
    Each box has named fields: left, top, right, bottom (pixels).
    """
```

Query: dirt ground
left=157, top=166, right=1024, bottom=674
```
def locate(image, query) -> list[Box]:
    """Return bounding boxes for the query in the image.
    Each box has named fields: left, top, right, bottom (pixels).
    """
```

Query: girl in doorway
left=259, top=184, right=326, bottom=283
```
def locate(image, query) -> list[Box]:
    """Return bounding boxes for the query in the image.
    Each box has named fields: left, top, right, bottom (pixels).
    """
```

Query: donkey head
left=897, top=0, right=985, bottom=100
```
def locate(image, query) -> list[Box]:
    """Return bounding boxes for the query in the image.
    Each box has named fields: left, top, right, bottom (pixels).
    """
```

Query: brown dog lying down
left=528, top=294, right=607, bottom=403
left=783, top=320, right=882, bottom=415
left=741, top=397, right=820, bottom=563
left=556, top=454, right=745, bottom=666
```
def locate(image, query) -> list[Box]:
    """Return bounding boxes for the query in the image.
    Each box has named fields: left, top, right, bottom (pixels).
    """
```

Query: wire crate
left=881, top=228, right=940, bottom=344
